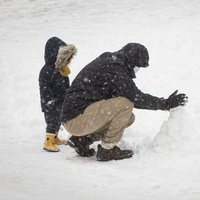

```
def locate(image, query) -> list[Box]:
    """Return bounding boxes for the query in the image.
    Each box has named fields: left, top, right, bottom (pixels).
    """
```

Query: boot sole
left=43, top=147, right=60, bottom=152
left=96, top=154, right=133, bottom=161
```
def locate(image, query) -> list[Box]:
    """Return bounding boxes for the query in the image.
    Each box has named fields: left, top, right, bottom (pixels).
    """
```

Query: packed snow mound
left=148, top=107, right=199, bottom=154
left=121, top=106, right=199, bottom=155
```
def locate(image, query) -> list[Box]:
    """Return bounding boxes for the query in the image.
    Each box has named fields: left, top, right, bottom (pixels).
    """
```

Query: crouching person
left=65, top=97, right=135, bottom=161
left=39, top=37, right=77, bottom=152
left=61, top=43, right=187, bottom=161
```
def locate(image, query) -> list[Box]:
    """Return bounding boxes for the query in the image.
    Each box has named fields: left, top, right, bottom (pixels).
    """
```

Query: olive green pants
left=63, top=97, right=134, bottom=146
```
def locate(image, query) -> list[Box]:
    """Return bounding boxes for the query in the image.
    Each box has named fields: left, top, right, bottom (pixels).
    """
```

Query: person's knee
left=127, top=113, right=135, bottom=127
left=116, top=97, right=134, bottom=110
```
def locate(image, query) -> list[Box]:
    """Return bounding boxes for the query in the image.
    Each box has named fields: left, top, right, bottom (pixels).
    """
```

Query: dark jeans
left=44, top=108, right=61, bottom=134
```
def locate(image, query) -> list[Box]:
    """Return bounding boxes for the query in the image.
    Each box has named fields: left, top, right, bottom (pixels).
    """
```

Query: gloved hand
left=165, top=90, right=188, bottom=110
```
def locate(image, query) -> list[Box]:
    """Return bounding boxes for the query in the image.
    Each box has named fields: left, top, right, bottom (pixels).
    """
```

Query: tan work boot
left=43, top=133, right=60, bottom=152
left=54, top=132, right=68, bottom=145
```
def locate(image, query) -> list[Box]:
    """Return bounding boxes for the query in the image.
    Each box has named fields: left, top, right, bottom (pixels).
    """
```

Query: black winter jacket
left=61, top=43, right=167, bottom=122
left=39, top=37, right=70, bottom=112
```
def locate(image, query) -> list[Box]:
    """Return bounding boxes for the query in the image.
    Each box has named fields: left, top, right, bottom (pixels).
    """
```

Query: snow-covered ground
left=1, top=0, right=200, bottom=199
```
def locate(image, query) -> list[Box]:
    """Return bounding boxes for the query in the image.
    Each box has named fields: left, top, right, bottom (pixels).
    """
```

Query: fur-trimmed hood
left=55, top=45, right=77, bottom=69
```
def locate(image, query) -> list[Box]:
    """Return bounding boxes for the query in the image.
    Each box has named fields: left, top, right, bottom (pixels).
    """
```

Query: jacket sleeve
left=109, top=71, right=167, bottom=110
left=128, top=85, right=167, bottom=110
left=39, top=67, right=56, bottom=106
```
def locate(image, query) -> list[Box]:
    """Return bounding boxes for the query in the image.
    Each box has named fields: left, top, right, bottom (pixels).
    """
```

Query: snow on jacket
left=39, top=37, right=70, bottom=112
left=61, top=43, right=167, bottom=122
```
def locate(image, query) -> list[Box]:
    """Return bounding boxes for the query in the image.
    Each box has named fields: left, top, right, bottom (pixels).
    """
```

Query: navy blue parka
left=39, top=37, right=70, bottom=132
left=39, top=37, right=70, bottom=112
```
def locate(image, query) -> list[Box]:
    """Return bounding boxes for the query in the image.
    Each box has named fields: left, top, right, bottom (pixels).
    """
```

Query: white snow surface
left=1, top=0, right=200, bottom=199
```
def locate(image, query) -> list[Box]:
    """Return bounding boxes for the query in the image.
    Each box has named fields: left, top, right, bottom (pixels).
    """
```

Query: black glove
left=165, top=90, right=188, bottom=110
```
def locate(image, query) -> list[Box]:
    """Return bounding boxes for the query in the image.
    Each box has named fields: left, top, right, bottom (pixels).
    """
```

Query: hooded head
left=44, top=37, right=66, bottom=65
left=119, top=43, right=149, bottom=78
left=44, top=37, right=77, bottom=77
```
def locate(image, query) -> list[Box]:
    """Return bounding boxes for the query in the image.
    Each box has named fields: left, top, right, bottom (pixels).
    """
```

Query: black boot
left=68, top=136, right=95, bottom=157
left=96, top=144, right=133, bottom=161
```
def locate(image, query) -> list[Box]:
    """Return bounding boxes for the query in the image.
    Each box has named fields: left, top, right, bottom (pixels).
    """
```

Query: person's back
left=62, top=43, right=166, bottom=123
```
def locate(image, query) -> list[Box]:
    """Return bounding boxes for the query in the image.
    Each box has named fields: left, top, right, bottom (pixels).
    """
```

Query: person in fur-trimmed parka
left=39, top=37, right=77, bottom=152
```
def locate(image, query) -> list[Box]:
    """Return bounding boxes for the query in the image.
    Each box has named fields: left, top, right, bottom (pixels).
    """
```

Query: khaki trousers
left=63, top=97, right=134, bottom=145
